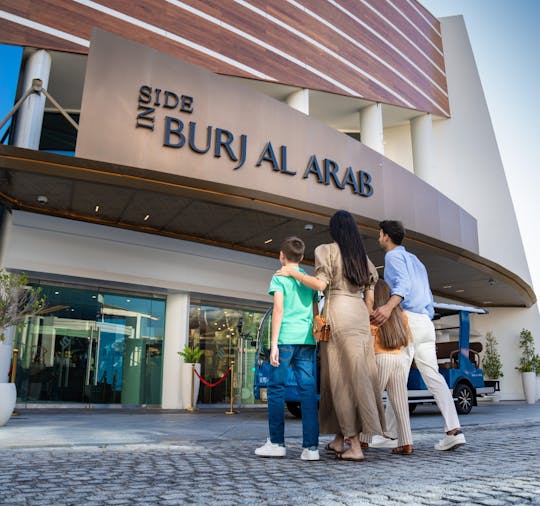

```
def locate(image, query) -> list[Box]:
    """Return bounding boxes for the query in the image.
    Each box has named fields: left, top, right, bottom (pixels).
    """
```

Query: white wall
left=432, top=16, right=532, bottom=288
left=4, top=211, right=277, bottom=302
left=383, top=124, right=414, bottom=173
left=473, top=308, right=540, bottom=400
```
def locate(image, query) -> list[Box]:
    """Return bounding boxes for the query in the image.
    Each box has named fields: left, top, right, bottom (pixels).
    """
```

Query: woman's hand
left=275, top=266, right=294, bottom=277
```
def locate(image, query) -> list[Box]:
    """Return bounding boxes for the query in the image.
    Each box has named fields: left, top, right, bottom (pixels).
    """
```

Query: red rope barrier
left=193, top=367, right=231, bottom=387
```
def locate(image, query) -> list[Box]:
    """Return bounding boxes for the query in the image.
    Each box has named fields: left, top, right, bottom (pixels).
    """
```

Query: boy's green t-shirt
left=268, top=267, right=317, bottom=345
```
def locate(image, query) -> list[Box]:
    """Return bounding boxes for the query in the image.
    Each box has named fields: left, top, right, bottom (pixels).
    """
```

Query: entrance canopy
left=0, top=146, right=534, bottom=308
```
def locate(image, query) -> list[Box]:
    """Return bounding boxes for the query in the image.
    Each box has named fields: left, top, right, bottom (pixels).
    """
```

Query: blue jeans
left=268, top=344, right=319, bottom=449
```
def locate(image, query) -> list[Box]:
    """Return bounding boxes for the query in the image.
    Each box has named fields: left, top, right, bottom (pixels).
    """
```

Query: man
left=371, top=220, right=465, bottom=451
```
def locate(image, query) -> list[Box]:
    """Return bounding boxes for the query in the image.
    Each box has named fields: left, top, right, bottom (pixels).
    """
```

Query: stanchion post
left=225, top=359, right=239, bottom=415
left=186, top=363, right=198, bottom=412
left=11, top=348, right=19, bottom=384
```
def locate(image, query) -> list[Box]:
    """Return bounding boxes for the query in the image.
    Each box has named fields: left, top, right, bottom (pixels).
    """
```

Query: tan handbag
left=313, top=314, right=330, bottom=342
left=313, top=292, right=330, bottom=342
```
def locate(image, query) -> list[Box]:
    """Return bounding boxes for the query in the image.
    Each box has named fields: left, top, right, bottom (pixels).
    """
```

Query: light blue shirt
left=384, top=246, right=434, bottom=319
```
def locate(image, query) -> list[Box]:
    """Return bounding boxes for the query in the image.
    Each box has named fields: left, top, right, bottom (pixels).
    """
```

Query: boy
left=254, top=236, right=319, bottom=460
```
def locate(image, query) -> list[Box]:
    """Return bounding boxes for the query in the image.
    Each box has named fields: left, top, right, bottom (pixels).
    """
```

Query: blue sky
left=420, top=0, right=540, bottom=296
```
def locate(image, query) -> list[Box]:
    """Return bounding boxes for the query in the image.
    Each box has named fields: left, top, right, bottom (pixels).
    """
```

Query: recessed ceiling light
left=91, top=295, right=97, bottom=299
left=54, top=291, right=59, bottom=295
left=95, top=205, right=100, bottom=212
left=455, top=289, right=465, bottom=293
left=144, top=214, right=150, bottom=221
left=264, top=239, right=273, bottom=244
left=126, top=299, right=131, bottom=303
left=483, top=301, right=493, bottom=305
left=443, top=285, right=452, bottom=289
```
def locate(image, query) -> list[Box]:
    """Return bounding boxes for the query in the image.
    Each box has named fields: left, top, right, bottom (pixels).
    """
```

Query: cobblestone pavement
left=1, top=407, right=539, bottom=505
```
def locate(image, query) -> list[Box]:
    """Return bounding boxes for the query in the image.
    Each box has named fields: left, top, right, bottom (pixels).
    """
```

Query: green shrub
left=515, top=328, right=537, bottom=373
left=482, top=331, right=503, bottom=379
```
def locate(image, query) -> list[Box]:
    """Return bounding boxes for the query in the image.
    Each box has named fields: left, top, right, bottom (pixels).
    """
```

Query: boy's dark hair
left=280, top=236, right=305, bottom=262
left=379, top=220, right=405, bottom=245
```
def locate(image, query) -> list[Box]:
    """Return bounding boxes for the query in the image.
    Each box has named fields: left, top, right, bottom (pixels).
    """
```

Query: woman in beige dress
left=277, top=210, right=385, bottom=461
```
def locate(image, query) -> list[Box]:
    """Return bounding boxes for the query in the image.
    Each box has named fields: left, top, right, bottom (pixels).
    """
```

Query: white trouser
left=386, top=310, right=461, bottom=435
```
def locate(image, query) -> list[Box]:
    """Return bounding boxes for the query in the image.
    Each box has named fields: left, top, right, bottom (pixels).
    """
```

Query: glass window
left=39, top=111, right=79, bottom=154
left=189, top=300, right=267, bottom=405
left=0, top=44, right=23, bottom=144
left=13, top=284, right=165, bottom=405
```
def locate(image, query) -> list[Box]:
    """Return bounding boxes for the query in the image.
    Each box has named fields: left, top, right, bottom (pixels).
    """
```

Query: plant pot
left=180, top=362, right=201, bottom=409
left=0, top=383, right=16, bottom=426
left=536, top=375, right=540, bottom=401
left=0, top=326, right=15, bottom=383
left=522, top=371, right=536, bottom=404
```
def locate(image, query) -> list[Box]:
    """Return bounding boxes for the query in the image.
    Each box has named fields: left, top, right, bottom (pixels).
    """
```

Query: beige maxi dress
left=316, top=242, right=386, bottom=438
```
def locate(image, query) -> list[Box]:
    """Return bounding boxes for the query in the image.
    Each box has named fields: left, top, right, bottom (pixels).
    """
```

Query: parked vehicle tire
left=286, top=402, right=302, bottom=418
left=408, top=403, right=417, bottom=414
left=454, top=383, right=474, bottom=414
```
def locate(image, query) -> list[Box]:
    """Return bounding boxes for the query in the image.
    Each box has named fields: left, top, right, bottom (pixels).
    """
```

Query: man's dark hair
left=379, top=220, right=405, bottom=245
left=280, top=236, right=305, bottom=262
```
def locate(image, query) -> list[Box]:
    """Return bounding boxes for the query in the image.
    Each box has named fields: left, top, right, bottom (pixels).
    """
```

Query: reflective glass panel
left=13, top=284, right=165, bottom=405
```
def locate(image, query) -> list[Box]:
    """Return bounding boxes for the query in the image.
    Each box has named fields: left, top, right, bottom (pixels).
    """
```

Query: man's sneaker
left=369, top=435, right=398, bottom=448
left=434, top=431, right=466, bottom=451
left=254, top=439, right=286, bottom=457
left=300, top=448, right=320, bottom=461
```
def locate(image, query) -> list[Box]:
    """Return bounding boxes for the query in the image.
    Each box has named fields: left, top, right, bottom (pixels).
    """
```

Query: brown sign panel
left=76, top=29, right=477, bottom=253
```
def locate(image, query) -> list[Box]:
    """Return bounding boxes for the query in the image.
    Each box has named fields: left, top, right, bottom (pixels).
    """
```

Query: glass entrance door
left=189, top=301, right=267, bottom=405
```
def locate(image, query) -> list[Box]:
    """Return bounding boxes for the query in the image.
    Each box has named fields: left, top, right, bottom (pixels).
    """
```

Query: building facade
left=0, top=1, right=538, bottom=408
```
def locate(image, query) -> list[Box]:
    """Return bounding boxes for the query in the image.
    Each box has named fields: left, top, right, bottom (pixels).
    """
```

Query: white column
left=286, top=89, right=309, bottom=114
left=13, top=50, right=52, bottom=149
left=161, top=292, right=190, bottom=409
left=359, top=103, right=384, bottom=154
left=410, top=113, right=435, bottom=182
left=0, top=207, right=12, bottom=269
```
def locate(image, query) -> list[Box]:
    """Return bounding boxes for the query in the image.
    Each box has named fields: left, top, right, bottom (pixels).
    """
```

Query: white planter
left=0, top=383, right=16, bottom=426
left=522, top=371, right=537, bottom=404
left=0, top=326, right=16, bottom=384
left=536, top=375, right=540, bottom=401
left=180, top=363, right=201, bottom=409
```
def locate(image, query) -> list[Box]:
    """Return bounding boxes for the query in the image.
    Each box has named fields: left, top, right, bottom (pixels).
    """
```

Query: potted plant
left=515, top=328, right=537, bottom=404
left=177, top=345, right=204, bottom=410
left=0, top=270, right=45, bottom=426
left=482, top=331, right=503, bottom=401
left=535, top=353, right=540, bottom=402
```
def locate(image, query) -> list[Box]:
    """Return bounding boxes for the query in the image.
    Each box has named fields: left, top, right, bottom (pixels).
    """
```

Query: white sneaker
left=369, top=435, right=398, bottom=448
left=434, top=431, right=466, bottom=451
left=300, top=448, right=320, bottom=461
left=254, top=438, right=286, bottom=457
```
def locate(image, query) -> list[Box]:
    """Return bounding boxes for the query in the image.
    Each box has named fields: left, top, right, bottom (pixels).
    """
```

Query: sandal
left=337, top=451, right=365, bottom=462
left=391, top=444, right=414, bottom=455
left=324, top=443, right=344, bottom=454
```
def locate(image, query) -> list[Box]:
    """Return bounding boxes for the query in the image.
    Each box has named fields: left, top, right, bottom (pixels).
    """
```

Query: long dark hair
left=373, top=279, right=410, bottom=349
left=329, top=210, right=370, bottom=287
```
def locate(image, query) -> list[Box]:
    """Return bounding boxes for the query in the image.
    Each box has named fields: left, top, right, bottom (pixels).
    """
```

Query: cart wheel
left=286, top=402, right=302, bottom=418
left=408, top=403, right=417, bottom=414
left=454, top=383, right=474, bottom=414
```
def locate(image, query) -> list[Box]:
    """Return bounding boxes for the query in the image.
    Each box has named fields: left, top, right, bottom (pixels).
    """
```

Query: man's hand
left=370, top=303, right=393, bottom=325
left=270, top=345, right=279, bottom=367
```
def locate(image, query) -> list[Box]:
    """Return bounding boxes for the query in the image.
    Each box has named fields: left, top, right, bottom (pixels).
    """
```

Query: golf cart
left=407, top=302, right=496, bottom=414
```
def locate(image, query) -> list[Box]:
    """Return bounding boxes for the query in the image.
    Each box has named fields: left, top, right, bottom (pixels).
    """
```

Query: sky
left=420, top=0, right=540, bottom=295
